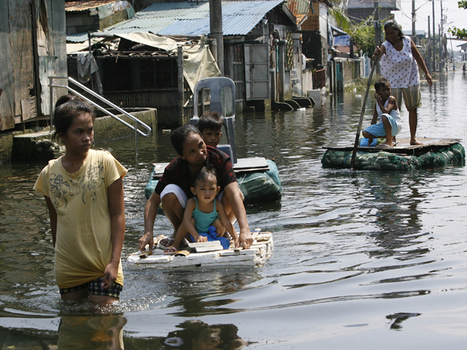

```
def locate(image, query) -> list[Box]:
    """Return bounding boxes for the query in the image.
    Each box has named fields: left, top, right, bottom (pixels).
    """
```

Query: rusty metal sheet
left=65, top=0, right=118, bottom=12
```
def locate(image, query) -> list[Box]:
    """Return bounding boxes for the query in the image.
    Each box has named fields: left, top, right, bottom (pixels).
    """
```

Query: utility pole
left=374, top=0, right=381, bottom=74
left=432, top=0, right=436, bottom=71
left=209, top=0, right=224, bottom=75
left=374, top=0, right=380, bottom=45
left=412, top=0, right=416, bottom=42
left=440, top=0, right=444, bottom=71
left=428, top=16, right=432, bottom=70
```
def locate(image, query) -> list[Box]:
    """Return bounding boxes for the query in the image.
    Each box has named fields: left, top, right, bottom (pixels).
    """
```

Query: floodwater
left=1, top=71, right=467, bottom=349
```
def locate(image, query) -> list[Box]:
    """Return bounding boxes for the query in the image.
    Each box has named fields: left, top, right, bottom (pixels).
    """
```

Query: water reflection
left=161, top=320, right=246, bottom=349
left=58, top=315, right=127, bottom=349
left=386, top=312, right=421, bottom=330
left=0, top=317, right=246, bottom=350
left=359, top=172, right=425, bottom=253
left=120, top=268, right=261, bottom=317
left=0, top=325, right=57, bottom=349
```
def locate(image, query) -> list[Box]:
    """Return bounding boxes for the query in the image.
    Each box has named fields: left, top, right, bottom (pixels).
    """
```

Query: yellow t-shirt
left=34, top=150, right=127, bottom=288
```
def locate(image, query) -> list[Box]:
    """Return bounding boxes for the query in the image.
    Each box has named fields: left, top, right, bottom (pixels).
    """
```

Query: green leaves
left=448, top=27, right=467, bottom=39
left=448, top=1, right=467, bottom=38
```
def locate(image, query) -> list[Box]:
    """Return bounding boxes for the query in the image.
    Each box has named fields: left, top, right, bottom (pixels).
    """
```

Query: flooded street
left=1, top=71, right=467, bottom=348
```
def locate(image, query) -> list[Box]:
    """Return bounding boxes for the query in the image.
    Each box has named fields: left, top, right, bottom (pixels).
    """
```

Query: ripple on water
left=1, top=75, right=467, bottom=346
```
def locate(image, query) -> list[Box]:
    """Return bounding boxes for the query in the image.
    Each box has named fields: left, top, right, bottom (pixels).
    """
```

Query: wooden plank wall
left=38, top=0, right=68, bottom=119
left=0, top=0, right=67, bottom=131
left=0, top=1, right=33, bottom=130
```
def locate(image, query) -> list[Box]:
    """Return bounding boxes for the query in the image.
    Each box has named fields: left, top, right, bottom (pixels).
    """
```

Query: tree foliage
left=351, top=25, right=376, bottom=56
left=329, top=7, right=379, bottom=57
left=448, top=1, right=467, bottom=39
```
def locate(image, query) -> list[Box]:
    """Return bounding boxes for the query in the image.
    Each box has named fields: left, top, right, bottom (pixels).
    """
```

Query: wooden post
left=177, top=46, right=185, bottom=126
left=30, top=0, right=42, bottom=115
left=209, top=0, right=224, bottom=75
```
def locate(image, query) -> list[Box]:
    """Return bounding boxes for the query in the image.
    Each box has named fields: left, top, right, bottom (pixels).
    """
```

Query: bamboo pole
left=350, top=56, right=379, bottom=170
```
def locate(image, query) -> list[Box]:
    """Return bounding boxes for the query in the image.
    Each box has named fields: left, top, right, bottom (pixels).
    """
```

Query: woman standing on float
left=374, top=20, right=433, bottom=145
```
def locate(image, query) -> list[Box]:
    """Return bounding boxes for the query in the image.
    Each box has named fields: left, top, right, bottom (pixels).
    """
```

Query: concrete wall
left=4, top=108, right=157, bottom=163
left=93, top=108, right=157, bottom=144
left=0, top=134, right=13, bottom=164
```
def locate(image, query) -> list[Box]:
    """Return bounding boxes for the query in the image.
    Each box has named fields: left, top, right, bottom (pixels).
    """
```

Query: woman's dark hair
left=384, top=20, right=404, bottom=40
left=193, top=166, right=217, bottom=187
left=198, top=112, right=224, bottom=133
left=374, top=78, right=391, bottom=91
left=52, top=95, right=94, bottom=142
left=170, top=124, right=202, bottom=156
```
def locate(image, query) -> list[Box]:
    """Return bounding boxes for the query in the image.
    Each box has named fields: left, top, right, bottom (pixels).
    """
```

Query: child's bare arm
left=185, top=200, right=208, bottom=243
left=385, top=96, right=397, bottom=113
left=371, top=104, right=378, bottom=124
left=377, top=95, right=396, bottom=114
left=411, top=39, right=432, bottom=86
left=106, top=177, right=125, bottom=288
left=172, top=199, right=201, bottom=248
left=217, top=200, right=239, bottom=247
left=44, top=196, right=57, bottom=247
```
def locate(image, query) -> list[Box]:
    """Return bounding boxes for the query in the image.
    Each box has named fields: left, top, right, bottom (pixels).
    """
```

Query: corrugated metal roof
left=65, top=0, right=119, bottom=12
left=285, top=0, right=311, bottom=15
left=158, top=19, right=209, bottom=37
left=104, top=0, right=286, bottom=37
left=138, top=1, right=211, bottom=18
left=222, top=0, right=283, bottom=16
left=347, top=0, right=398, bottom=10
left=67, top=33, right=90, bottom=43
left=104, top=17, right=175, bottom=34
left=223, top=13, right=269, bottom=36
left=158, top=12, right=273, bottom=37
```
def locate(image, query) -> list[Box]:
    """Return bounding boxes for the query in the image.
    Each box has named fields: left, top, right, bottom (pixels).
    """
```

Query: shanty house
left=65, top=0, right=135, bottom=35
left=67, top=0, right=307, bottom=127
left=289, top=0, right=344, bottom=89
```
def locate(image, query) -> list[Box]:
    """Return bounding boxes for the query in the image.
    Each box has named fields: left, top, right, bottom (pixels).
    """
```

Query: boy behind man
left=198, top=112, right=223, bottom=147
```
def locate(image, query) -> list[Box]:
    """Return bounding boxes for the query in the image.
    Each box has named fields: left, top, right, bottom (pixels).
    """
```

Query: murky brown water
left=0, top=72, right=467, bottom=348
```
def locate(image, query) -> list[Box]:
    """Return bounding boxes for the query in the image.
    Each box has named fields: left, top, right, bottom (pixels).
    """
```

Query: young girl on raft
left=168, top=166, right=239, bottom=251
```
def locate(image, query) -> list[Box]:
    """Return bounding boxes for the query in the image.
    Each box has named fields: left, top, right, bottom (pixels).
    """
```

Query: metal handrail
left=48, top=76, right=152, bottom=137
